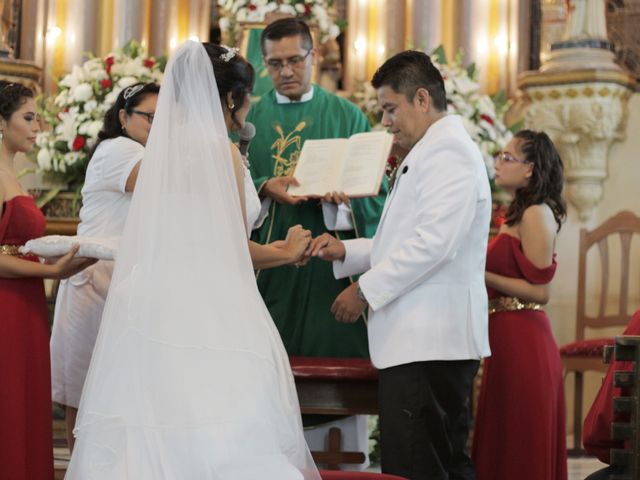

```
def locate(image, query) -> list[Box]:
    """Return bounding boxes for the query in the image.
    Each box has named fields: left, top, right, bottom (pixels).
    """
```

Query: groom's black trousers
left=378, top=359, right=479, bottom=480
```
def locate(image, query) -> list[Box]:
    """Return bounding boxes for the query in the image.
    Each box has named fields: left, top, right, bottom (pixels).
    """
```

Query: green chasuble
left=246, top=86, right=387, bottom=358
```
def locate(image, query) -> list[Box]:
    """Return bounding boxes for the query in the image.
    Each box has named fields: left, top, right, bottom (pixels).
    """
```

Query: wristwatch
left=356, top=285, right=368, bottom=305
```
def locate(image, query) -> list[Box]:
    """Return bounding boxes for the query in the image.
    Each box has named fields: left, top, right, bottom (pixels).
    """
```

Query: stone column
left=408, top=0, right=440, bottom=52
left=520, top=0, right=636, bottom=221
left=114, top=0, right=150, bottom=49
left=149, top=0, right=172, bottom=57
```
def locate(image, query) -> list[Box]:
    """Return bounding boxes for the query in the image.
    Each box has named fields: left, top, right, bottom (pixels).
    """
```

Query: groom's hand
left=331, top=282, right=367, bottom=323
left=305, top=233, right=345, bottom=261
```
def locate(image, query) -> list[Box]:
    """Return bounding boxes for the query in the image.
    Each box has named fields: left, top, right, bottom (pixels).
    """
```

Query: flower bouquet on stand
left=33, top=41, right=164, bottom=217
left=217, top=0, right=342, bottom=47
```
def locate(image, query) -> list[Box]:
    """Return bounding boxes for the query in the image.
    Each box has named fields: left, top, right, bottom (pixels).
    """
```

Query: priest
left=246, top=18, right=387, bottom=359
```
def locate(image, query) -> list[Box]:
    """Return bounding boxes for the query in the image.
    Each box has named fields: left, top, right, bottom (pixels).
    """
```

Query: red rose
left=304, top=3, right=312, bottom=15
left=101, top=78, right=112, bottom=89
left=105, top=56, right=115, bottom=74
left=72, top=135, right=86, bottom=151
left=480, top=114, right=494, bottom=125
left=144, top=58, right=155, bottom=68
left=248, top=4, right=257, bottom=10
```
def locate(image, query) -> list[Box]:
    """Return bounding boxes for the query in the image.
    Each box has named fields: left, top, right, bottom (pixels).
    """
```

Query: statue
left=0, top=0, right=14, bottom=57
left=563, top=0, right=608, bottom=41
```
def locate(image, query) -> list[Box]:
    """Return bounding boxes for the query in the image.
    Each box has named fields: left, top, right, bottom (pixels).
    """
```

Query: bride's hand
left=282, top=225, right=311, bottom=264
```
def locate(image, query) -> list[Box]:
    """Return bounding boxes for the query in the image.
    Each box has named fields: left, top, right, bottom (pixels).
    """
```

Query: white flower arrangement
left=217, top=0, right=341, bottom=45
left=35, top=41, right=164, bottom=190
left=350, top=47, right=516, bottom=182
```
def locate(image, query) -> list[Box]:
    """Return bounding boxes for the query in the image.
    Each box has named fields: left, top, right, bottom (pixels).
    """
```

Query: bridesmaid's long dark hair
left=504, top=130, right=567, bottom=231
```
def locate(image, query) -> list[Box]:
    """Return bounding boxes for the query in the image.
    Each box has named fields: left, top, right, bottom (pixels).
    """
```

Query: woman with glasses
left=472, top=130, right=568, bottom=479
left=50, top=82, right=159, bottom=451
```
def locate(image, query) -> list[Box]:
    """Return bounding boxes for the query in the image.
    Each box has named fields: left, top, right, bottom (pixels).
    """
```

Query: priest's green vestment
left=247, top=86, right=387, bottom=357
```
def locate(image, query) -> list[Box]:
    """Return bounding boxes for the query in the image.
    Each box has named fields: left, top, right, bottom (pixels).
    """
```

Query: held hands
left=280, top=225, right=312, bottom=264
left=46, top=244, right=98, bottom=279
left=305, top=233, right=346, bottom=261
left=261, top=177, right=307, bottom=205
left=331, top=282, right=367, bottom=323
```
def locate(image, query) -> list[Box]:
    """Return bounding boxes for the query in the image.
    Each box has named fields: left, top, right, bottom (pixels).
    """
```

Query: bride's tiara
left=123, top=84, right=145, bottom=100
left=220, top=45, right=239, bottom=62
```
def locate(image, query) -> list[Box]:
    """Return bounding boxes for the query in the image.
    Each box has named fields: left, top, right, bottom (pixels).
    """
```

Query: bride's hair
left=201, top=43, right=255, bottom=128
left=0, top=81, right=34, bottom=121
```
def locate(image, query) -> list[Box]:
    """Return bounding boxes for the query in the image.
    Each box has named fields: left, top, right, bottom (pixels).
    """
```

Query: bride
left=65, top=41, right=320, bottom=479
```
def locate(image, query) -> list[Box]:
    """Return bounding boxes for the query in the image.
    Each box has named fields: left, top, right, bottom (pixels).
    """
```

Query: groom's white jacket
left=334, top=115, right=492, bottom=369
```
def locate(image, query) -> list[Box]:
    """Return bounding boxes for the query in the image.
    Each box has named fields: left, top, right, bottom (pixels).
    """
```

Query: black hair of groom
left=371, top=50, right=447, bottom=112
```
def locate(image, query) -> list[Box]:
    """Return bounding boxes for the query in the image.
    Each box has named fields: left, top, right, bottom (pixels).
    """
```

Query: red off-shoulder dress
left=472, top=233, right=567, bottom=480
left=0, top=196, right=53, bottom=480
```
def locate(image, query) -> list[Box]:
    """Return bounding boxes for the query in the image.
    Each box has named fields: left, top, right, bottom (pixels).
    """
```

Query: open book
left=288, top=131, right=393, bottom=198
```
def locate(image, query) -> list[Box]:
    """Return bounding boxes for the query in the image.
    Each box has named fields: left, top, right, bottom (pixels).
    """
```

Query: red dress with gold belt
left=472, top=233, right=567, bottom=480
left=0, top=196, right=53, bottom=480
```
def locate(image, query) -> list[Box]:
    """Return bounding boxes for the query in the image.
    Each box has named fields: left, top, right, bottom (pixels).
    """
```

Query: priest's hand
left=321, top=191, right=351, bottom=205
left=331, top=282, right=367, bottom=323
left=305, top=232, right=345, bottom=261
left=261, top=176, right=308, bottom=205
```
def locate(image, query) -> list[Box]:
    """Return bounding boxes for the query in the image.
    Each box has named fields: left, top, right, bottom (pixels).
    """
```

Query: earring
left=228, top=103, right=235, bottom=110
left=121, top=125, right=126, bottom=132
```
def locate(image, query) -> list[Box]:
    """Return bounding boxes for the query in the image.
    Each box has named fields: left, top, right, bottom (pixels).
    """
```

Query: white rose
left=37, top=147, right=52, bottom=170
left=87, top=120, right=103, bottom=139
left=328, top=24, right=340, bottom=39
left=295, top=3, right=305, bottom=13
left=117, top=76, right=138, bottom=89
left=219, top=17, right=230, bottom=31
left=72, top=83, right=94, bottom=102
left=279, top=4, right=296, bottom=15
left=84, top=99, right=98, bottom=113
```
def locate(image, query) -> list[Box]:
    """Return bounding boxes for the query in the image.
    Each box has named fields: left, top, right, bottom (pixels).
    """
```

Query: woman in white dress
left=51, top=82, right=160, bottom=450
left=66, top=42, right=320, bottom=479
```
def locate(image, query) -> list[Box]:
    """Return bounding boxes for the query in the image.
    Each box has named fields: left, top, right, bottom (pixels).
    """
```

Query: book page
left=338, top=131, right=393, bottom=197
left=288, top=139, right=348, bottom=197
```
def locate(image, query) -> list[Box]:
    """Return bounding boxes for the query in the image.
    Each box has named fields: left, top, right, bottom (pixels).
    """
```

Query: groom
left=308, top=50, right=492, bottom=479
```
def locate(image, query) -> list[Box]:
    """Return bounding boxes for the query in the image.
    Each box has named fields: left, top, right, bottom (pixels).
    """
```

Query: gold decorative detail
left=0, top=244, right=22, bottom=256
left=582, top=87, right=594, bottom=97
left=488, top=296, right=543, bottom=315
left=598, top=87, right=611, bottom=97
left=533, top=91, right=545, bottom=101
left=271, top=121, right=306, bottom=177
left=566, top=88, right=578, bottom=98
left=549, top=90, right=561, bottom=99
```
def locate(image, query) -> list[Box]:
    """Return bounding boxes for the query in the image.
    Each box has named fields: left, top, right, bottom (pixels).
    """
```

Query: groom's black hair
left=260, top=18, right=314, bottom=55
left=371, top=50, right=447, bottom=112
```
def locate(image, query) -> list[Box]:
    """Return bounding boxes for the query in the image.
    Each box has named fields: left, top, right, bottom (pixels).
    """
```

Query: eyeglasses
left=265, top=50, right=312, bottom=72
left=131, top=110, right=155, bottom=124
left=494, top=151, right=529, bottom=165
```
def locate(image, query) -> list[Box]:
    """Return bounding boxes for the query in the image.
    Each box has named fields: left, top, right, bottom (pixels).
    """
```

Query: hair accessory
left=220, top=45, right=239, bottom=62
left=123, top=84, right=145, bottom=100
left=228, top=103, right=235, bottom=110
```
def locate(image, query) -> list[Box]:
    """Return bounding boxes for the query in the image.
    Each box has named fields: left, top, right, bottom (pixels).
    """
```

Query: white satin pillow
left=20, top=235, right=119, bottom=261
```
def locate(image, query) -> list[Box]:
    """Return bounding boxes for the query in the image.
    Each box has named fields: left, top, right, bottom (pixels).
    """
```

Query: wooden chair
left=559, top=210, right=640, bottom=453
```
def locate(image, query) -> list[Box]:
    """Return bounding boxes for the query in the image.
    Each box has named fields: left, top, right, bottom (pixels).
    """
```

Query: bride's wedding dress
left=65, top=42, right=320, bottom=480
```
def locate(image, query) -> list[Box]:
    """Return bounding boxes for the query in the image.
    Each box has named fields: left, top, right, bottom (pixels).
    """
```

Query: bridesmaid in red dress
left=0, top=81, right=95, bottom=480
left=472, top=130, right=568, bottom=480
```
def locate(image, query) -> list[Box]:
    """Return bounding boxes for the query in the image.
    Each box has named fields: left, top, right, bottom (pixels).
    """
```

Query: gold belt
left=0, top=244, right=22, bottom=256
left=489, top=296, right=543, bottom=315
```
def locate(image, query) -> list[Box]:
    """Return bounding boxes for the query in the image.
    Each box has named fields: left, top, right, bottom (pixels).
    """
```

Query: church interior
left=1, top=0, right=640, bottom=479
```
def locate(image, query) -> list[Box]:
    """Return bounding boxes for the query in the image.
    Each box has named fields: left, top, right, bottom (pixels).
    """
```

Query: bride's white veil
left=66, top=41, right=320, bottom=479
